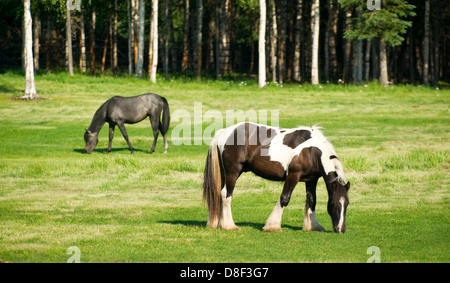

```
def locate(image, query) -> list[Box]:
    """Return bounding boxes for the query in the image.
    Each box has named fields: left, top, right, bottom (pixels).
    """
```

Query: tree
left=269, top=0, right=277, bottom=83
left=423, top=0, right=430, bottom=86
left=89, top=4, right=96, bottom=75
left=79, top=10, right=86, bottom=73
left=23, top=0, right=38, bottom=100
left=136, top=0, right=145, bottom=78
left=128, top=0, right=134, bottom=75
left=258, top=0, right=266, bottom=88
left=293, top=0, right=303, bottom=82
left=181, top=0, right=190, bottom=73
left=150, top=0, right=158, bottom=83
left=311, top=0, right=320, bottom=85
left=196, top=0, right=204, bottom=78
left=340, top=0, right=416, bottom=86
left=65, top=1, right=74, bottom=76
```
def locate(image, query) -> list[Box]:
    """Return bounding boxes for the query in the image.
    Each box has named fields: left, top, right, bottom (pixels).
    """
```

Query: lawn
left=0, top=71, right=448, bottom=262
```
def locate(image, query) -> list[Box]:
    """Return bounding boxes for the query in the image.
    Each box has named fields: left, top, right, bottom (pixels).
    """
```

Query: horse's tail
left=203, top=134, right=223, bottom=228
left=160, top=96, right=170, bottom=136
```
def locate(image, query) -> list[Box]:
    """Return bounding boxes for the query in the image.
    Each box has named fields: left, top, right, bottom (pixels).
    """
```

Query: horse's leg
left=263, top=172, right=300, bottom=232
left=148, top=115, right=160, bottom=154
left=219, top=171, right=241, bottom=231
left=117, top=122, right=134, bottom=154
left=158, top=122, right=168, bottom=154
left=107, top=123, right=115, bottom=153
left=302, top=179, right=326, bottom=232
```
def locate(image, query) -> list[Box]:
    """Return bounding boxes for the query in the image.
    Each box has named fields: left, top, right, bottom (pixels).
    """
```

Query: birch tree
left=23, top=0, right=38, bottom=99
left=150, top=0, right=158, bottom=83
left=258, top=0, right=266, bottom=88
left=79, top=11, right=86, bottom=73
left=311, top=0, right=320, bottom=85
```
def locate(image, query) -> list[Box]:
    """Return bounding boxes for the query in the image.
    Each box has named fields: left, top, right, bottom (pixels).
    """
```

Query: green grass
left=0, top=71, right=449, bottom=262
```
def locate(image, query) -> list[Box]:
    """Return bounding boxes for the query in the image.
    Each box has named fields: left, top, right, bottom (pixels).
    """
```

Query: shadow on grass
left=159, top=220, right=304, bottom=232
left=73, top=147, right=147, bottom=154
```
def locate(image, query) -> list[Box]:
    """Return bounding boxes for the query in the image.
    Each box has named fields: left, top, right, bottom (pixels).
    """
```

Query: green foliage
left=340, top=0, right=416, bottom=46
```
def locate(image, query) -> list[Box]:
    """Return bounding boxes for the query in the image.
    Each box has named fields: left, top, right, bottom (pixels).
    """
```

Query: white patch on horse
left=219, top=187, right=238, bottom=230
left=337, top=196, right=345, bottom=233
left=266, top=131, right=296, bottom=171
left=303, top=208, right=326, bottom=232
left=263, top=200, right=285, bottom=232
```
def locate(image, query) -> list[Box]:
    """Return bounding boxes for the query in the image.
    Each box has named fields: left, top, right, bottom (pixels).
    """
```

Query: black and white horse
left=84, top=93, right=170, bottom=154
left=203, top=122, right=350, bottom=233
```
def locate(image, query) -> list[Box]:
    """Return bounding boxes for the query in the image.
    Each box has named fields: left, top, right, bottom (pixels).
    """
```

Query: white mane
left=310, top=126, right=347, bottom=185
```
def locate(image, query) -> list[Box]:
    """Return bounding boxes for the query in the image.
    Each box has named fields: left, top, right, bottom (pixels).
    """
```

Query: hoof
left=220, top=225, right=241, bottom=231
left=262, top=226, right=282, bottom=232
left=302, top=225, right=326, bottom=232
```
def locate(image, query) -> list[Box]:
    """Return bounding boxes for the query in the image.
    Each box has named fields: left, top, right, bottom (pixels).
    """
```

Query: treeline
left=1, top=0, right=449, bottom=86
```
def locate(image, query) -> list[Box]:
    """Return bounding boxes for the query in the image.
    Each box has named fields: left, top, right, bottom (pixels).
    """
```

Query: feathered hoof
left=262, top=226, right=282, bottom=232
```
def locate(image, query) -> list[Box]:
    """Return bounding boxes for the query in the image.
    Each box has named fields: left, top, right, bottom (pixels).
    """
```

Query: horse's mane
left=310, top=125, right=347, bottom=185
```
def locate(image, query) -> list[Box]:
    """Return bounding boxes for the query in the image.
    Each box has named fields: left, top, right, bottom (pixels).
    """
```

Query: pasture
left=0, top=71, right=448, bottom=262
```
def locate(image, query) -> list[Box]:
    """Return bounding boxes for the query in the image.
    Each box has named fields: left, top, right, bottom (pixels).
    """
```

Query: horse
left=84, top=93, right=170, bottom=154
left=203, top=122, right=350, bottom=233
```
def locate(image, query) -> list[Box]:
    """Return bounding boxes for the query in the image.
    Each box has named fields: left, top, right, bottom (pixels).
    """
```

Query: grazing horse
left=203, top=122, right=350, bottom=233
left=84, top=93, right=170, bottom=154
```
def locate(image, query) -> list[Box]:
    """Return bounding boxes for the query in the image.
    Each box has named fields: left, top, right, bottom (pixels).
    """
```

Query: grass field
left=0, top=71, right=448, bottom=263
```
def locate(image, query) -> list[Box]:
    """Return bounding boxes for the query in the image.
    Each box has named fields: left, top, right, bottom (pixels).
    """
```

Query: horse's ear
left=345, top=181, right=350, bottom=191
left=85, top=129, right=91, bottom=134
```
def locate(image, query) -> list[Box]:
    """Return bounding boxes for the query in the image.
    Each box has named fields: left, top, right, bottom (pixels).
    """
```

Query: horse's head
left=327, top=180, right=350, bottom=233
left=84, top=129, right=98, bottom=154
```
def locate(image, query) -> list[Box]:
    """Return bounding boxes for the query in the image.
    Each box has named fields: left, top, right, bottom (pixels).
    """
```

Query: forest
left=1, top=0, right=449, bottom=91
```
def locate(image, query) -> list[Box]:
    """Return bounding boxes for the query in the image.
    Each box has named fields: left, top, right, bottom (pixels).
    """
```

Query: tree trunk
left=310, top=0, right=320, bottom=85
left=150, top=0, right=158, bottom=83
left=163, top=0, right=170, bottom=79
left=101, top=18, right=110, bottom=75
left=364, top=40, right=371, bottom=81
left=148, top=7, right=154, bottom=76
left=182, top=0, right=190, bottom=73
left=23, top=0, right=38, bottom=99
left=269, top=0, right=277, bottom=83
left=79, top=12, right=86, bottom=73
left=196, top=0, right=203, bottom=78
left=33, top=12, right=40, bottom=71
left=66, top=6, right=74, bottom=76
left=136, top=0, right=145, bottom=78
left=112, top=0, right=118, bottom=74
left=219, top=0, right=231, bottom=76
left=343, top=9, right=352, bottom=83
left=329, top=0, right=338, bottom=81
left=292, top=0, right=302, bottom=82
left=128, top=0, right=134, bottom=75
left=278, top=0, right=286, bottom=84
left=423, top=0, right=430, bottom=86
left=258, top=0, right=266, bottom=88
left=133, top=0, right=139, bottom=67
left=379, top=38, right=388, bottom=86
left=89, top=6, right=96, bottom=75
left=46, top=16, right=51, bottom=73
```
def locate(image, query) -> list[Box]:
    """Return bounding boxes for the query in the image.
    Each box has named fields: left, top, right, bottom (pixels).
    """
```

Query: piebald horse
left=203, top=122, right=350, bottom=233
